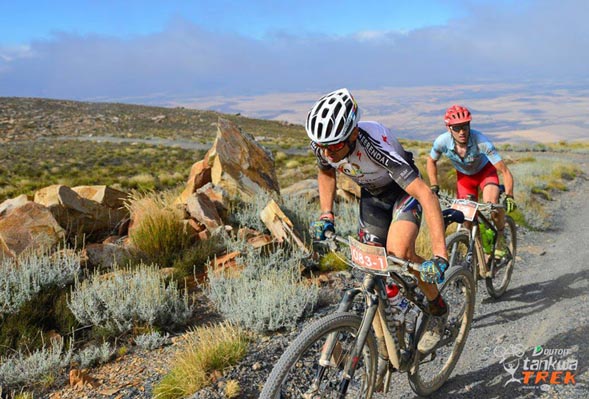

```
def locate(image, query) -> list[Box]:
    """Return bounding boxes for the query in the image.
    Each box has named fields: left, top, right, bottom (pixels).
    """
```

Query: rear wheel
left=259, top=312, right=377, bottom=398
left=486, top=215, right=517, bottom=298
left=408, top=266, right=475, bottom=396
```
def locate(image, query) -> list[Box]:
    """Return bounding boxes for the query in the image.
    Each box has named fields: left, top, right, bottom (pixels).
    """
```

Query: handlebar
left=436, top=192, right=505, bottom=217
left=322, top=231, right=422, bottom=276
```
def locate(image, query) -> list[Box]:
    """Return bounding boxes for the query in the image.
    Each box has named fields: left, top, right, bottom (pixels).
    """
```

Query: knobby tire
left=408, top=266, right=475, bottom=396
left=259, top=312, right=377, bottom=399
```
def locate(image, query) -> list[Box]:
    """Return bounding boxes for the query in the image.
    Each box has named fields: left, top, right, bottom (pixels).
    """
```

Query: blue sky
left=1, top=0, right=468, bottom=45
left=0, top=0, right=587, bottom=104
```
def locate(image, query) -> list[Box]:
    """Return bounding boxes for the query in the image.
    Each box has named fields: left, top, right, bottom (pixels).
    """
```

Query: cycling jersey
left=311, top=121, right=419, bottom=199
left=429, top=129, right=502, bottom=175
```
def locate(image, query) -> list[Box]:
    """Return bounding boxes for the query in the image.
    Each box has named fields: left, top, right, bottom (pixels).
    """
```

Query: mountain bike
left=438, top=192, right=517, bottom=298
left=260, top=225, right=475, bottom=398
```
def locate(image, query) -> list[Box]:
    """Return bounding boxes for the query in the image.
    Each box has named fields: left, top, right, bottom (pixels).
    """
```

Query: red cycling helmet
left=444, top=105, right=472, bottom=126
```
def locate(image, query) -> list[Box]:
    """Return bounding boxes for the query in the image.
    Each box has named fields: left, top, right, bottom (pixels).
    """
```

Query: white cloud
left=0, top=0, right=587, bottom=100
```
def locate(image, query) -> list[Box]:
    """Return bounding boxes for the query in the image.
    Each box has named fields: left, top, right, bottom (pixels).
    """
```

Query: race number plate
left=451, top=199, right=478, bottom=221
left=348, top=236, right=388, bottom=271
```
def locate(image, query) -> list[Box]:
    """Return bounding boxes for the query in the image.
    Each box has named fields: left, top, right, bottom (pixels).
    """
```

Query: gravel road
left=376, top=166, right=589, bottom=398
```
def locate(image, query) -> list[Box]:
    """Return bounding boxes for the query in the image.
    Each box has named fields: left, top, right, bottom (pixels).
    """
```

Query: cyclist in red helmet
left=427, top=105, right=516, bottom=252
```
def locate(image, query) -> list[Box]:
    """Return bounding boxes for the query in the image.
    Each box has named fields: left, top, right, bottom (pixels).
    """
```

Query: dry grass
left=152, top=323, right=249, bottom=399
left=126, top=190, right=194, bottom=268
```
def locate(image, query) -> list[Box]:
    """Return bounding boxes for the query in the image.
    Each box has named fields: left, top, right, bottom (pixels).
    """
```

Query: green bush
left=0, top=336, right=72, bottom=390
left=0, top=249, right=80, bottom=316
left=68, top=263, right=193, bottom=335
left=134, top=331, right=171, bottom=350
left=207, top=247, right=318, bottom=333
left=75, top=341, right=115, bottom=368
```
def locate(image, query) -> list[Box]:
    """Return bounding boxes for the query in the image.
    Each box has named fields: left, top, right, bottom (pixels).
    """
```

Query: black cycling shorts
left=358, top=188, right=423, bottom=246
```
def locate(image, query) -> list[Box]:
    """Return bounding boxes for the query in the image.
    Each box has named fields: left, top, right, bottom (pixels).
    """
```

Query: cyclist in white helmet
left=308, top=88, right=450, bottom=353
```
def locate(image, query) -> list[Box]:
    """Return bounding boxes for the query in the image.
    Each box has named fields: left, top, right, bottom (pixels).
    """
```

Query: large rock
left=72, top=185, right=129, bottom=209
left=186, top=193, right=223, bottom=231
left=176, top=159, right=212, bottom=205
left=0, top=194, right=31, bottom=218
left=0, top=202, right=65, bottom=258
left=33, top=185, right=128, bottom=240
left=34, top=184, right=89, bottom=213
left=281, top=179, right=319, bottom=200
left=196, top=183, right=229, bottom=220
left=206, top=118, right=280, bottom=201
left=81, top=243, right=132, bottom=270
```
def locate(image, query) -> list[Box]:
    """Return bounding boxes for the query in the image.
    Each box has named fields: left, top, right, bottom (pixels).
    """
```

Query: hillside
left=0, top=97, right=308, bottom=149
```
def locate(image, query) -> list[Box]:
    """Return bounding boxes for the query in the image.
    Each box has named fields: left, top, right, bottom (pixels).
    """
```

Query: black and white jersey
left=311, top=121, right=419, bottom=198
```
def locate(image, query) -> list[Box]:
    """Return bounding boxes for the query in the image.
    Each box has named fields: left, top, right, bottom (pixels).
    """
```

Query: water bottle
left=479, top=223, right=495, bottom=254
left=386, top=283, right=409, bottom=324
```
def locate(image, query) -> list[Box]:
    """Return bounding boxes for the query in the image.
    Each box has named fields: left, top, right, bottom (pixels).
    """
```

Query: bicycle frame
left=316, top=234, right=432, bottom=396
left=454, top=209, right=499, bottom=281
left=441, top=192, right=504, bottom=282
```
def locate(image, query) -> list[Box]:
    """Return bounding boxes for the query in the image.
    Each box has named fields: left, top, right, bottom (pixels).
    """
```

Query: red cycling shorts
left=456, top=162, right=499, bottom=200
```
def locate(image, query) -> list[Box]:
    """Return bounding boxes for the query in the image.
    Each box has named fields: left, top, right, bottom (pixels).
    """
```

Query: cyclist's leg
left=358, top=188, right=392, bottom=247
left=456, top=170, right=479, bottom=230
left=385, top=194, right=448, bottom=353
left=479, top=163, right=506, bottom=248
left=385, top=194, right=432, bottom=293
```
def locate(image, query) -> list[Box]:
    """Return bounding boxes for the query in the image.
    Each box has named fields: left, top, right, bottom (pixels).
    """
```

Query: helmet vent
left=335, top=118, right=345, bottom=136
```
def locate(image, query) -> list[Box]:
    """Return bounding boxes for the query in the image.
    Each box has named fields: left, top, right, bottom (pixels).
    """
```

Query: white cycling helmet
left=305, top=88, right=360, bottom=145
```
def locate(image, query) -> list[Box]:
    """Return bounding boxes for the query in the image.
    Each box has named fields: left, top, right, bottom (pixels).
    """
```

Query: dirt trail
left=386, top=160, right=589, bottom=398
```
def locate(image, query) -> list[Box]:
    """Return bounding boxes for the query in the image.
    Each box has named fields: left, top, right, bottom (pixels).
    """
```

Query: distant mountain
left=161, top=83, right=589, bottom=143
left=0, top=97, right=307, bottom=145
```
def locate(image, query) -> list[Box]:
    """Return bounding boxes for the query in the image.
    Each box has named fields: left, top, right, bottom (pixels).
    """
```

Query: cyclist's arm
left=494, top=160, right=514, bottom=197
left=426, top=156, right=439, bottom=186
left=318, top=167, right=337, bottom=214
left=405, top=178, right=448, bottom=260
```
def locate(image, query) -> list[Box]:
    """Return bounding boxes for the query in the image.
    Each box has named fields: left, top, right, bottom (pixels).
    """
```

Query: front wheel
left=259, top=312, right=377, bottom=399
left=485, top=215, right=517, bottom=298
left=408, top=266, right=475, bottom=396
left=446, top=230, right=475, bottom=277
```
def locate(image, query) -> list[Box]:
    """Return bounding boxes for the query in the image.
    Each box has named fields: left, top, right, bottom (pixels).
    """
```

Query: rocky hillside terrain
left=0, top=97, right=307, bottom=148
left=1, top=97, right=587, bottom=399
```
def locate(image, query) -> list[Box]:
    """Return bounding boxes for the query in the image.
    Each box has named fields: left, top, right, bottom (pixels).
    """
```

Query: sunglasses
left=316, top=140, right=348, bottom=151
left=450, top=123, right=470, bottom=132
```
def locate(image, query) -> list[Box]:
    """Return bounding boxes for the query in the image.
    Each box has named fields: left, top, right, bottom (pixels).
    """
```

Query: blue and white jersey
left=311, top=121, right=418, bottom=198
left=429, top=129, right=502, bottom=175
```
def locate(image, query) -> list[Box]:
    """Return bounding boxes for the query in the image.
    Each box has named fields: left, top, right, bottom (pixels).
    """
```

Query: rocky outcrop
left=186, top=193, right=223, bottom=231
left=33, top=185, right=128, bottom=240
left=0, top=202, right=65, bottom=258
left=280, top=179, right=319, bottom=200
left=176, top=159, right=212, bottom=205
left=206, top=118, right=280, bottom=201
left=72, top=185, right=129, bottom=209
left=0, top=194, right=31, bottom=217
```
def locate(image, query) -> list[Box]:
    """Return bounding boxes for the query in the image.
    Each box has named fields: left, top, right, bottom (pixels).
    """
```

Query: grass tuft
left=153, top=323, right=248, bottom=399
left=126, top=190, right=194, bottom=268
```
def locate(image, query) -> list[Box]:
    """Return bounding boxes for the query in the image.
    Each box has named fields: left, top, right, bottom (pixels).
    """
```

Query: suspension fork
left=317, top=287, right=363, bottom=368
left=338, top=290, right=379, bottom=397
